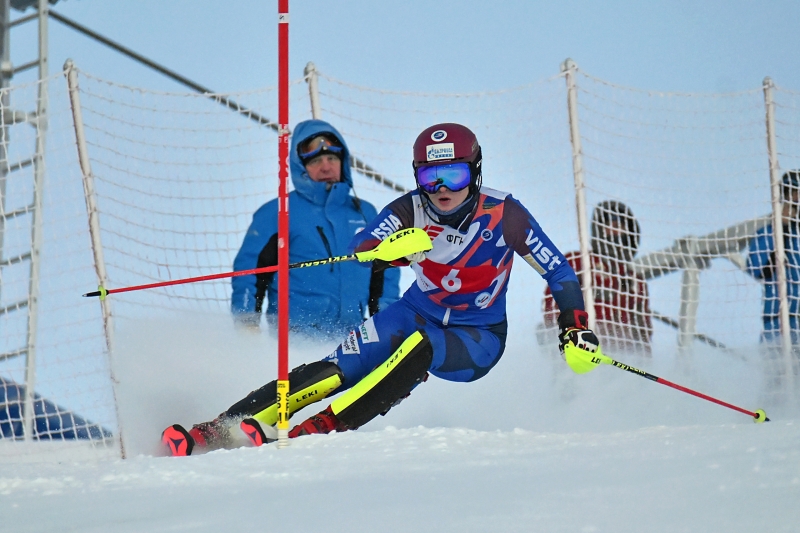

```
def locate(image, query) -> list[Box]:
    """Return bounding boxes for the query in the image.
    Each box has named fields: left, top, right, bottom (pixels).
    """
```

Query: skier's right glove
left=557, top=309, right=599, bottom=354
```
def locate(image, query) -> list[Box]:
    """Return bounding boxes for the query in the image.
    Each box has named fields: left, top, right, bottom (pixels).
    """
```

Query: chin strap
left=420, top=190, right=478, bottom=230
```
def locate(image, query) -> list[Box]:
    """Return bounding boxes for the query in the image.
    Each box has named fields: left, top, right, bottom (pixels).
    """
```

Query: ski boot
left=240, top=406, right=343, bottom=446
left=288, top=406, right=345, bottom=437
left=240, top=417, right=278, bottom=446
left=161, top=424, right=196, bottom=457
left=241, top=331, right=432, bottom=446
left=161, top=419, right=228, bottom=456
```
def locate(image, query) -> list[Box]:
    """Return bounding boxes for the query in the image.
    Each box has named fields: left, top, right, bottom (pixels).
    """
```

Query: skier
left=230, top=119, right=400, bottom=339
left=542, top=200, right=652, bottom=355
left=162, top=123, right=599, bottom=456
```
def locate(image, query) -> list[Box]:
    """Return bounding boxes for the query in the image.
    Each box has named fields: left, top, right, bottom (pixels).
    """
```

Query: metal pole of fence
left=561, top=58, right=595, bottom=330
left=304, top=61, right=322, bottom=120
left=678, top=236, right=701, bottom=352
left=65, top=59, right=125, bottom=459
left=22, top=0, right=48, bottom=443
left=763, top=76, right=794, bottom=392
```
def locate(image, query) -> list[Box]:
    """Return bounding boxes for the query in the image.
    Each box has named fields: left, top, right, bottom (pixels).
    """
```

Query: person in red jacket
left=543, top=201, right=652, bottom=355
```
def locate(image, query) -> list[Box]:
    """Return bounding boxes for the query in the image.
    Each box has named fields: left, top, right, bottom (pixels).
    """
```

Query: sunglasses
left=415, top=162, right=471, bottom=194
left=298, top=134, right=343, bottom=162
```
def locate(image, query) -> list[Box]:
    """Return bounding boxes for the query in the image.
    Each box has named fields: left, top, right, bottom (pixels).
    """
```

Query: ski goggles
left=415, top=162, right=471, bottom=194
left=298, top=134, right=343, bottom=163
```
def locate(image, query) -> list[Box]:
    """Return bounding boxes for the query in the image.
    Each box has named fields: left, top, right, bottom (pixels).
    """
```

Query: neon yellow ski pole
left=83, top=227, right=432, bottom=300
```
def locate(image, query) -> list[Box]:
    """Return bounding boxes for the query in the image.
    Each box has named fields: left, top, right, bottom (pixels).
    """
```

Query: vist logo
left=525, top=229, right=562, bottom=271
left=426, top=143, right=455, bottom=161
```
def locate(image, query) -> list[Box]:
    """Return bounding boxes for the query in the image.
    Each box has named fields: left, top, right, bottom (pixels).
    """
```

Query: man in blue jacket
left=748, top=170, right=800, bottom=346
left=231, top=119, right=400, bottom=339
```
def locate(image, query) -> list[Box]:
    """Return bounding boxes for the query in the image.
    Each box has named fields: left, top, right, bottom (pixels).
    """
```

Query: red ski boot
left=161, top=424, right=195, bottom=457
left=288, top=406, right=346, bottom=438
left=240, top=418, right=277, bottom=447
left=162, top=420, right=228, bottom=456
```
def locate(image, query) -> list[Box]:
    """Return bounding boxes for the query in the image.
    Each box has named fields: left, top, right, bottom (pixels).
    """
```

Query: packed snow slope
left=2, top=314, right=799, bottom=532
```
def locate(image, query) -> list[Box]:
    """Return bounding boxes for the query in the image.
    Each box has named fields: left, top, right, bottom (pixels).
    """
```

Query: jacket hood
left=290, top=120, right=353, bottom=205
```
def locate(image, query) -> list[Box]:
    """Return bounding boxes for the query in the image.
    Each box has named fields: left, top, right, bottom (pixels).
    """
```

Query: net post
left=677, top=236, right=700, bottom=352
left=304, top=61, right=321, bottom=120
left=561, top=58, right=595, bottom=330
left=22, top=0, right=48, bottom=443
left=64, top=59, right=126, bottom=459
left=763, top=76, right=794, bottom=392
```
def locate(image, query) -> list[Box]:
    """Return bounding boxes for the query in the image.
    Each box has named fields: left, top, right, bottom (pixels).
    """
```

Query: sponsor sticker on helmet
left=431, top=130, right=448, bottom=142
left=426, top=143, right=455, bottom=161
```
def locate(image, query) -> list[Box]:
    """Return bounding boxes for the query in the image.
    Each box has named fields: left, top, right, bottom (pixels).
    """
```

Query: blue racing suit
left=323, top=186, right=586, bottom=387
left=231, top=120, right=400, bottom=338
left=747, top=221, right=800, bottom=344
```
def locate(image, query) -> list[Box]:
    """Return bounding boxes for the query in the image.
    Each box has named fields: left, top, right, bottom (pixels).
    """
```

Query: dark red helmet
left=413, top=123, right=482, bottom=193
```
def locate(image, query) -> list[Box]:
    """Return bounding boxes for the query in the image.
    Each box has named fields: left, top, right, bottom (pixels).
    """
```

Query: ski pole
left=563, top=343, right=769, bottom=423
left=83, top=227, right=432, bottom=300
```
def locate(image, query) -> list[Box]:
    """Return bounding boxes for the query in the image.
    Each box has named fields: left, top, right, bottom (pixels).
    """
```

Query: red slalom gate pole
left=276, top=0, right=291, bottom=447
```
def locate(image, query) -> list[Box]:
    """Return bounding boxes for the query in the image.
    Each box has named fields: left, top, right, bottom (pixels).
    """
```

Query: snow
left=1, top=315, right=799, bottom=532
left=2, top=422, right=799, bottom=532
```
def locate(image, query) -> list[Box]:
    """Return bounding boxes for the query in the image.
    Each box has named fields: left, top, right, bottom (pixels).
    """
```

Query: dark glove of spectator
left=557, top=309, right=600, bottom=354
left=763, top=251, right=776, bottom=280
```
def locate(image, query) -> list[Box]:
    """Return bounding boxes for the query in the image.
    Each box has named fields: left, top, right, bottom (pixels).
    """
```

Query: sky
left=8, top=0, right=800, bottom=95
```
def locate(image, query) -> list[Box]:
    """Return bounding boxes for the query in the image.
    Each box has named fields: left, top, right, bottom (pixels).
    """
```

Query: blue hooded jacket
left=231, top=119, right=400, bottom=337
left=747, top=221, right=800, bottom=338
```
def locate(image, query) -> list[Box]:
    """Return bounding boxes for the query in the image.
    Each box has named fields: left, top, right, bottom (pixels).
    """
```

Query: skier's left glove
left=559, top=327, right=599, bottom=354
left=405, top=251, right=427, bottom=264
left=387, top=250, right=427, bottom=267
left=557, top=309, right=600, bottom=354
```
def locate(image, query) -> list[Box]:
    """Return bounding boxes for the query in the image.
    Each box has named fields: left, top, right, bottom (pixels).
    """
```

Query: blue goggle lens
left=416, top=163, right=471, bottom=193
left=299, top=135, right=343, bottom=162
